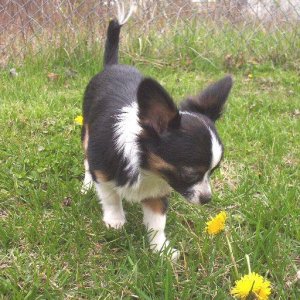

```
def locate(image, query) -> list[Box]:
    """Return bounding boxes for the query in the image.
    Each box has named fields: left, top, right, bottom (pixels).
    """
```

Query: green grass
left=1, top=36, right=299, bottom=299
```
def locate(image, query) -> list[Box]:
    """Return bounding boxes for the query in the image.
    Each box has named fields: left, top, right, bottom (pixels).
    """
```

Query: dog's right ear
left=137, top=78, right=180, bottom=134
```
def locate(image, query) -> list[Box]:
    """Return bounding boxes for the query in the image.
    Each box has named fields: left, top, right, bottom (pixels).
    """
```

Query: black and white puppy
left=81, top=11, right=232, bottom=260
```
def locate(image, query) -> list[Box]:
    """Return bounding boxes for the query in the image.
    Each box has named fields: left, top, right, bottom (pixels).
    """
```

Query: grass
left=0, top=30, right=300, bottom=299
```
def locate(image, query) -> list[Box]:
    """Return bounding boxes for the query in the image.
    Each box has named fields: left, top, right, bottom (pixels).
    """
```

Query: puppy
left=81, top=7, right=232, bottom=260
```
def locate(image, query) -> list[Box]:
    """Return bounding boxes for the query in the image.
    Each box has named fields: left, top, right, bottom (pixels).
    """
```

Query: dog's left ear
left=137, top=78, right=180, bottom=134
left=180, top=75, right=233, bottom=122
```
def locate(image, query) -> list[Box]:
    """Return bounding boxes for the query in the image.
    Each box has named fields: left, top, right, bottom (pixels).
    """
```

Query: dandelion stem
left=225, top=230, right=239, bottom=278
left=245, top=254, right=252, bottom=274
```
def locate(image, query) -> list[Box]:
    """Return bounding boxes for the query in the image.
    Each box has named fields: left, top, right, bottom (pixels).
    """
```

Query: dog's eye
left=185, top=177, right=198, bottom=185
left=182, top=173, right=202, bottom=185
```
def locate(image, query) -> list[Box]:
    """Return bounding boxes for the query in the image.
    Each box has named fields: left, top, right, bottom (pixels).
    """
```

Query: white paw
left=168, top=248, right=180, bottom=262
left=81, top=179, right=94, bottom=194
left=103, top=215, right=126, bottom=229
left=81, top=183, right=93, bottom=194
left=150, top=238, right=180, bottom=262
left=81, top=172, right=94, bottom=194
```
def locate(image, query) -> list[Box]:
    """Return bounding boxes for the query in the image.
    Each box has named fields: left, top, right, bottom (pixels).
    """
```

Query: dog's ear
left=137, top=78, right=180, bottom=134
left=180, top=75, right=233, bottom=122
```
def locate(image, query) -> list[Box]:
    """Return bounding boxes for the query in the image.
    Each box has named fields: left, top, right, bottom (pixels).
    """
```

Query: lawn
left=0, top=44, right=299, bottom=299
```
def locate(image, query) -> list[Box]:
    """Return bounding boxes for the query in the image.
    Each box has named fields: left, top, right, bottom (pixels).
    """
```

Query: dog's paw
left=103, top=215, right=126, bottom=229
left=150, top=239, right=180, bottom=262
left=168, top=248, right=180, bottom=262
left=157, top=247, right=180, bottom=262
left=81, top=172, right=94, bottom=194
left=81, top=181, right=93, bottom=194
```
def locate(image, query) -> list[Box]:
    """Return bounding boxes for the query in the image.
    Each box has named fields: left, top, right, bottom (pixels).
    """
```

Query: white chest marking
left=100, top=170, right=171, bottom=203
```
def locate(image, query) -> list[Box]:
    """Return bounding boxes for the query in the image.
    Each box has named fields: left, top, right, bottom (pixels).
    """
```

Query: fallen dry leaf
left=47, top=72, right=59, bottom=81
left=62, top=197, right=72, bottom=207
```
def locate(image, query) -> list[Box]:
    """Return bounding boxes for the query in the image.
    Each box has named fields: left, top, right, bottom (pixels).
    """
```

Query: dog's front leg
left=142, top=197, right=179, bottom=261
left=95, top=183, right=125, bottom=229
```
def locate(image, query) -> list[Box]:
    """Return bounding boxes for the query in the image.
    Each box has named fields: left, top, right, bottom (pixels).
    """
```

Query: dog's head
left=138, top=76, right=232, bottom=204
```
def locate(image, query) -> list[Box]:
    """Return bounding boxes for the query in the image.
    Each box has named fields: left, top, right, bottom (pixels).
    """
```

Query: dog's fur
left=81, top=9, right=232, bottom=260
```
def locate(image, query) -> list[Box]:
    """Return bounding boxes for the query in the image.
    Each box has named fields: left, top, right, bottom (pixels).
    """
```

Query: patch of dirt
left=283, top=153, right=299, bottom=167
left=0, top=210, right=8, bottom=219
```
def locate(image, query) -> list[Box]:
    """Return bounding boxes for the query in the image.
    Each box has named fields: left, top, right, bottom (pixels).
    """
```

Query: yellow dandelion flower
left=74, top=115, right=83, bottom=125
left=205, top=211, right=227, bottom=235
left=231, top=272, right=271, bottom=300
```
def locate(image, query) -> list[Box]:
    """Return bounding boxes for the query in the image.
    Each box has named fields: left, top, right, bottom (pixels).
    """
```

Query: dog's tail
left=103, top=1, right=136, bottom=67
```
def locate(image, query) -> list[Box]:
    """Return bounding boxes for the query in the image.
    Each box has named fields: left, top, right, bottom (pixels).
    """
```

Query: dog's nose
left=199, top=194, right=211, bottom=204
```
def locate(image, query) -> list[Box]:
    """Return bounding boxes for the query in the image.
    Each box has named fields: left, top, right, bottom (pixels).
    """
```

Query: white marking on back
left=209, top=128, right=223, bottom=169
left=114, top=102, right=141, bottom=176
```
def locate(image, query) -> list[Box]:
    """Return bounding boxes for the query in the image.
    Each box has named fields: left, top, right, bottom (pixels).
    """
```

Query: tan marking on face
left=148, top=152, right=175, bottom=172
left=142, top=197, right=168, bottom=214
left=94, top=170, right=109, bottom=182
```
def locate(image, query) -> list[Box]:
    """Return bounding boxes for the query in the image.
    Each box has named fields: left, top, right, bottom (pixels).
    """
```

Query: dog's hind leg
left=142, top=197, right=180, bottom=261
left=81, top=158, right=94, bottom=194
left=81, top=124, right=93, bottom=194
left=95, top=183, right=125, bottom=229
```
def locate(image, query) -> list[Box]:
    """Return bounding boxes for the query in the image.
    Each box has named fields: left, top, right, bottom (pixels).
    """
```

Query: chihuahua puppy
left=81, top=6, right=232, bottom=260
